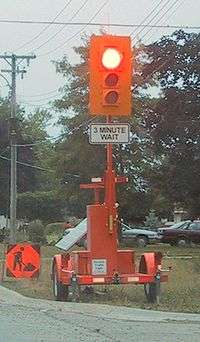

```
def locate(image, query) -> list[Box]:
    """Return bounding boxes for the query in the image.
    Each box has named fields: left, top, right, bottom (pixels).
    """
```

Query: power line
left=0, top=19, right=199, bottom=30
left=140, top=0, right=183, bottom=42
left=19, top=94, right=59, bottom=103
left=146, top=0, right=185, bottom=43
left=15, top=0, right=73, bottom=51
left=0, top=153, right=82, bottom=179
left=29, top=0, right=90, bottom=53
left=0, top=154, right=53, bottom=172
left=38, top=1, right=108, bottom=57
left=17, top=89, right=59, bottom=98
left=14, top=117, right=96, bottom=147
left=19, top=101, right=52, bottom=107
left=131, top=0, right=174, bottom=40
left=130, top=0, right=166, bottom=36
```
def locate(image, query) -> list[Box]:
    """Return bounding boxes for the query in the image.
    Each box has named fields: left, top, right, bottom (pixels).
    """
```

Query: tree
left=137, top=30, right=200, bottom=216
left=0, top=98, right=25, bottom=215
left=28, top=220, right=46, bottom=244
left=17, top=191, right=66, bottom=223
left=0, top=99, right=54, bottom=217
left=144, top=209, right=160, bottom=228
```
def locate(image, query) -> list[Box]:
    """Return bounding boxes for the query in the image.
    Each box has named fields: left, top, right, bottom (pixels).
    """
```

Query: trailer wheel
left=53, top=265, right=68, bottom=301
left=144, top=282, right=160, bottom=304
left=177, top=238, right=188, bottom=247
left=69, top=284, right=80, bottom=302
left=136, top=235, right=148, bottom=248
left=170, top=242, right=176, bottom=246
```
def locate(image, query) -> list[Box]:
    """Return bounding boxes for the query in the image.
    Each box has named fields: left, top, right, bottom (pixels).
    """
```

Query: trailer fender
left=139, top=252, right=162, bottom=275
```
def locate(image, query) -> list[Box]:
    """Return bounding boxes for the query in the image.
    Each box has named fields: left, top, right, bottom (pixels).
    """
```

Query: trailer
left=52, top=140, right=169, bottom=304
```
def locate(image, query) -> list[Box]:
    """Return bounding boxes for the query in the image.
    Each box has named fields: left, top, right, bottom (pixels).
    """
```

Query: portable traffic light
left=89, top=35, right=132, bottom=116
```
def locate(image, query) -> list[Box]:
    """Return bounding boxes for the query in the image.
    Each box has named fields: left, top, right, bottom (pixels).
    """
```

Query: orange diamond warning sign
left=6, top=243, right=40, bottom=279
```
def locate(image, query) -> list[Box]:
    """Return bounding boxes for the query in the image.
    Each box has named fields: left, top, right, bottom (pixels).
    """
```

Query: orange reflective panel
left=6, top=243, right=40, bottom=279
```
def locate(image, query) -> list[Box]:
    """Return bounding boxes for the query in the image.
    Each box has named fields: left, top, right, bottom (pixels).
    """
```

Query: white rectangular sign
left=92, top=259, right=107, bottom=275
left=89, top=123, right=130, bottom=144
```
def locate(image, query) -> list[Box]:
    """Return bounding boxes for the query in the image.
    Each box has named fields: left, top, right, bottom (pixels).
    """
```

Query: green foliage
left=0, top=99, right=27, bottom=214
left=28, top=219, right=46, bottom=244
left=45, top=222, right=65, bottom=245
left=118, top=187, right=153, bottom=223
left=45, top=222, right=65, bottom=235
left=144, top=209, right=160, bottom=228
left=0, top=100, right=54, bottom=215
left=138, top=30, right=200, bottom=214
left=17, top=191, right=66, bottom=223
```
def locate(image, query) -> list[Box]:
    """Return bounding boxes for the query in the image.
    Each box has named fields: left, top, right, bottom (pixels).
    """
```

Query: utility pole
left=0, top=53, right=36, bottom=243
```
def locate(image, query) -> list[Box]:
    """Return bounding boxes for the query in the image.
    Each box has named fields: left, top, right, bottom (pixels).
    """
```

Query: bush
left=28, top=220, right=47, bottom=245
left=45, top=222, right=65, bottom=245
left=45, top=217, right=81, bottom=245
left=144, top=209, right=161, bottom=228
left=45, top=222, right=65, bottom=236
left=17, top=191, right=66, bottom=223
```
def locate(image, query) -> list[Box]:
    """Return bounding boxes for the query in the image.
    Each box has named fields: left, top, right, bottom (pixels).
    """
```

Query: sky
left=0, top=0, right=199, bottom=136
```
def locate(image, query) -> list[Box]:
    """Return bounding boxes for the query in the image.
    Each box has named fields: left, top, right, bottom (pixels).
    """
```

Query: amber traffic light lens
left=104, top=91, right=119, bottom=104
left=102, top=48, right=122, bottom=69
left=105, top=73, right=119, bottom=87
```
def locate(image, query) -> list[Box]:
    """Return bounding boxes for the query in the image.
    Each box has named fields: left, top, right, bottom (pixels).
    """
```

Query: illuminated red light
left=102, top=48, right=122, bottom=69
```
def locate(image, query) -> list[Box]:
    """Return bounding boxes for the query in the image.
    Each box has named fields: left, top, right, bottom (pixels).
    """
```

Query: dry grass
left=1, top=243, right=200, bottom=313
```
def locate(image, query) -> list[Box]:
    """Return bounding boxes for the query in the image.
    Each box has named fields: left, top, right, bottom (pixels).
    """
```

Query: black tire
left=144, top=283, right=160, bottom=303
left=170, top=241, right=176, bottom=246
left=52, top=264, right=69, bottom=301
left=177, top=237, right=188, bottom=247
left=136, top=235, right=148, bottom=248
left=69, top=284, right=81, bottom=302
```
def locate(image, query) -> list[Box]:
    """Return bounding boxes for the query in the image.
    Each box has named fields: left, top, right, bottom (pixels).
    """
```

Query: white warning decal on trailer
left=92, top=259, right=107, bottom=275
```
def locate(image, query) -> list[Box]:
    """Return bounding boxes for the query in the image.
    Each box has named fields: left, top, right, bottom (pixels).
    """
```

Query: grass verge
left=1, top=243, right=200, bottom=313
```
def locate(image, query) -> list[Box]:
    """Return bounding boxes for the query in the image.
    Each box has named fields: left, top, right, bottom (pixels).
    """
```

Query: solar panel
left=55, top=218, right=87, bottom=251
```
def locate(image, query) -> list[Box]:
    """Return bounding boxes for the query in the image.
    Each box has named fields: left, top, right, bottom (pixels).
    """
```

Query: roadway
left=0, top=285, right=200, bottom=342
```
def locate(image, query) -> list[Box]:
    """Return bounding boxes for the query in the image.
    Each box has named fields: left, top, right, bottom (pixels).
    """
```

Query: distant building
left=0, top=215, right=22, bottom=230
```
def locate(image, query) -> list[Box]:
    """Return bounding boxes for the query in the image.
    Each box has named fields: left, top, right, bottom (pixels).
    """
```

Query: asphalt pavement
left=0, top=285, right=200, bottom=341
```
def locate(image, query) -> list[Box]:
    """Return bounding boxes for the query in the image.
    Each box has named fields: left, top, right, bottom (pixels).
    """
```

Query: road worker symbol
left=6, top=244, right=40, bottom=278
